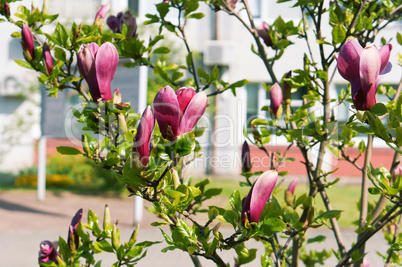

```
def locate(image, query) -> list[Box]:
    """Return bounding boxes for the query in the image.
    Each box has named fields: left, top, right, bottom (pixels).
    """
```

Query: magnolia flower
left=257, top=22, right=272, bottom=47
left=336, top=38, right=392, bottom=110
left=241, top=141, right=251, bottom=173
left=68, top=208, right=83, bottom=250
left=38, top=240, right=58, bottom=263
left=77, top=42, right=119, bottom=103
left=107, top=11, right=137, bottom=39
left=242, top=170, right=278, bottom=224
left=287, top=178, right=298, bottom=195
left=153, top=86, right=207, bottom=141
left=270, top=83, right=283, bottom=119
left=133, top=106, right=155, bottom=167
left=21, top=24, right=34, bottom=62
left=43, top=42, right=53, bottom=75
left=94, top=3, right=110, bottom=25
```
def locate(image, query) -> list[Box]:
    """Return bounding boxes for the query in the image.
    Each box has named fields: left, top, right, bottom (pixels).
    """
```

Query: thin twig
left=355, top=134, right=373, bottom=267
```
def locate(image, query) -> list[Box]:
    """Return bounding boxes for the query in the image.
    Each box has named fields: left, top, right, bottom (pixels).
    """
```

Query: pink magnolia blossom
left=133, top=106, right=155, bottom=167
left=270, top=83, right=283, bottom=119
left=43, top=42, right=53, bottom=75
left=153, top=86, right=207, bottom=141
left=257, top=22, right=273, bottom=47
left=336, top=39, right=392, bottom=110
left=77, top=42, right=119, bottom=103
left=38, top=240, right=58, bottom=263
left=242, top=170, right=278, bottom=224
left=287, top=178, right=298, bottom=195
left=21, top=24, right=34, bottom=61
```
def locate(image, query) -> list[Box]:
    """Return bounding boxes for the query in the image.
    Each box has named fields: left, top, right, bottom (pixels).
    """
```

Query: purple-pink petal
left=242, top=170, right=278, bottom=224
left=178, top=91, right=207, bottom=135
left=134, top=106, right=155, bottom=167
left=379, top=44, right=392, bottom=73
left=43, top=42, right=53, bottom=75
left=38, top=240, right=58, bottom=263
left=153, top=86, right=181, bottom=139
left=337, top=38, right=362, bottom=82
left=21, top=24, right=34, bottom=59
left=287, top=178, right=298, bottom=195
left=95, top=3, right=110, bottom=21
left=359, top=45, right=381, bottom=111
left=270, top=83, right=283, bottom=118
left=95, top=42, right=119, bottom=101
left=176, top=87, right=196, bottom=114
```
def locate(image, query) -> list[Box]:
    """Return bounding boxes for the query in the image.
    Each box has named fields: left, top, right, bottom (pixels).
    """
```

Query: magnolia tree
left=1, top=0, right=402, bottom=266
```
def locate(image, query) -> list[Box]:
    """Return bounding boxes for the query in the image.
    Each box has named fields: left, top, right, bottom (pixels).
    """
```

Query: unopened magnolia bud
left=212, top=222, right=222, bottom=236
left=129, top=225, right=140, bottom=245
left=103, top=205, right=111, bottom=231
left=241, top=141, right=252, bottom=173
left=270, top=83, right=283, bottom=119
left=21, top=24, right=34, bottom=62
left=285, top=190, right=294, bottom=207
left=43, top=42, right=53, bottom=75
left=118, top=113, right=127, bottom=135
left=282, top=71, right=292, bottom=104
left=112, top=224, right=120, bottom=250
left=172, top=169, right=181, bottom=189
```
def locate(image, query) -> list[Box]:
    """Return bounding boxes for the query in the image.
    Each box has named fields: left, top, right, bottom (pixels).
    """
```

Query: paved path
left=0, top=190, right=388, bottom=266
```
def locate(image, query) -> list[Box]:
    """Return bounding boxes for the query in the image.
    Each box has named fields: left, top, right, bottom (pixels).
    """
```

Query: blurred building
left=0, top=0, right=400, bottom=177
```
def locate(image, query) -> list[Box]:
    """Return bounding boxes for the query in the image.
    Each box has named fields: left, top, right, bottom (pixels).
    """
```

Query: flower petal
left=337, top=38, right=363, bottom=82
left=175, top=87, right=196, bottom=114
left=153, top=86, right=181, bottom=139
left=178, top=91, right=207, bottom=135
left=249, top=170, right=277, bottom=223
left=95, top=42, right=119, bottom=101
left=379, top=44, right=392, bottom=73
left=134, top=106, right=155, bottom=167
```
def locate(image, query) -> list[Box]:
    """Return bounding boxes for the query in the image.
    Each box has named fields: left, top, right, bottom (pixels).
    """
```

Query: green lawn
left=204, top=177, right=378, bottom=228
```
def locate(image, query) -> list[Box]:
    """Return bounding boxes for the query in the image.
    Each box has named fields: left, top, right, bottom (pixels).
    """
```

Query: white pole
left=37, top=136, right=47, bottom=201
left=133, top=65, right=148, bottom=225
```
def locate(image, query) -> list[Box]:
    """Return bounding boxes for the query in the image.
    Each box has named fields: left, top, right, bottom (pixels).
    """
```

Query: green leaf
left=14, top=59, right=33, bottom=70
left=259, top=218, right=286, bottom=236
left=94, top=240, right=114, bottom=253
left=203, top=188, right=222, bottom=198
left=315, top=210, right=342, bottom=221
left=391, top=241, right=402, bottom=251
left=370, top=103, right=387, bottom=116
left=56, top=146, right=82, bottom=155
left=188, top=12, right=205, bottom=19
left=368, top=187, right=381, bottom=195
left=153, top=46, right=170, bottom=54
left=332, top=25, right=346, bottom=44
left=175, top=132, right=195, bottom=156
left=54, top=47, right=66, bottom=62
left=397, top=32, right=402, bottom=46
left=358, top=140, right=366, bottom=154
left=235, top=246, right=257, bottom=265
left=211, top=65, right=220, bottom=81
left=307, top=235, right=326, bottom=244
left=156, top=3, right=169, bottom=19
